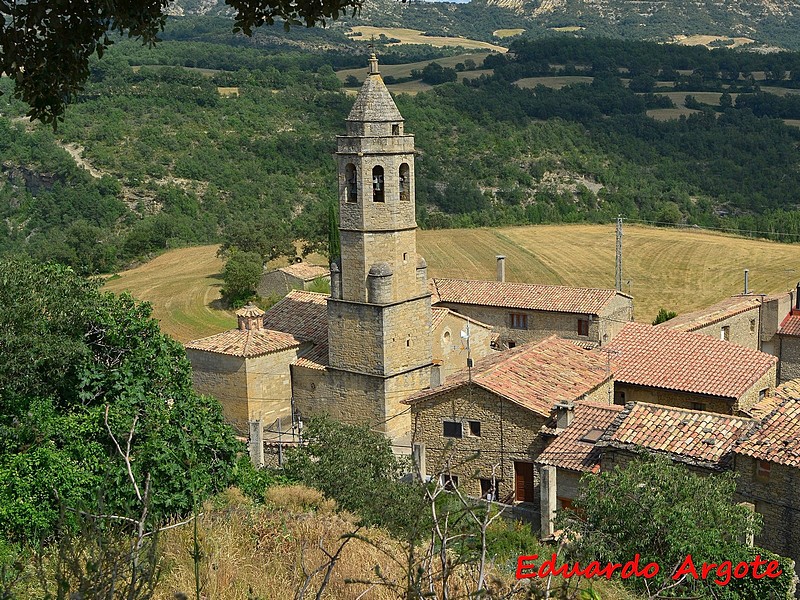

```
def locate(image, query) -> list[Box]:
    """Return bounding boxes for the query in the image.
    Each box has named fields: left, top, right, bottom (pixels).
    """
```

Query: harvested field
left=336, top=52, right=493, bottom=83
left=347, top=26, right=507, bottom=52
left=106, top=225, right=800, bottom=340
left=515, top=76, right=593, bottom=90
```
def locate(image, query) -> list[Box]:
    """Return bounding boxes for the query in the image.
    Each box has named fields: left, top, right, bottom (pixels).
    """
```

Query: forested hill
left=168, top=0, right=800, bottom=50
left=4, top=29, right=800, bottom=274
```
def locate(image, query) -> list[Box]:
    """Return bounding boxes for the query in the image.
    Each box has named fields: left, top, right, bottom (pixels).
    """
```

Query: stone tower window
left=345, top=163, right=357, bottom=203
left=399, top=163, right=410, bottom=201
left=392, top=123, right=400, bottom=135
left=372, top=165, right=385, bottom=202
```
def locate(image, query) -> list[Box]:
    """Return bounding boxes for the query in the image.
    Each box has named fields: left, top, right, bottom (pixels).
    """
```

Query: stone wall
left=433, top=304, right=602, bottom=348
left=555, top=469, right=582, bottom=505
left=187, top=347, right=299, bottom=434
left=599, top=294, right=634, bottom=343
left=779, top=336, right=800, bottom=383
left=690, top=306, right=761, bottom=350
left=339, top=230, right=419, bottom=303
left=410, top=385, right=551, bottom=507
left=613, top=373, right=778, bottom=416
left=432, top=312, right=494, bottom=381
left=734, top=456, right=800, bottom=572
left=257, top=270, right=329, bottom=298
left=327, top=295, right=432, bottom=377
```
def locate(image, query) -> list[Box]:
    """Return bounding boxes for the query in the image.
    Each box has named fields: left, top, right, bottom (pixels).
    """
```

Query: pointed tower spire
left=347, top=54, right=403, bottom=127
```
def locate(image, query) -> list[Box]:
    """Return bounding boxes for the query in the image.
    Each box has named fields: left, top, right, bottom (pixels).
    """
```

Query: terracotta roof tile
left=294, top=342, right=329, bottom=370
left=606, top=322, right=776, bottom=400
left=277, top=263, right=329, bottom=282
left=236, top=303, right=265, bottom=318
left=537, top=402, right=623, bottom=473
left=659, top=295, right=761, bottom=332
left=262, top=290, right=328, bottom=344
left=600, top=402, right=755, bottom=469
left=186, top=328, right=302, bottom=358
left=431, top=278, right=624, bottom=315
left=778, top=312, right=800, bottom=337
left=404, top=336, right=611, bottom=416
left=734, top=380, right=800, bottom=467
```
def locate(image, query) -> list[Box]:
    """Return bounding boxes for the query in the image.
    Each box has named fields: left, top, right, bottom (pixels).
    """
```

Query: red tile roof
left=778, top=311, right=800, bottom=337
left=431, top=278, right=626, bottom=315
left=607, top=322, right=776, bottom=400
left=294, top=342, right=329, bottom=370
left=537, top=402, right=623, bottom=473
left=404, top=336, right=611, bottom=417
left=263, top=290, right=328, bottom=344
left=735, top=380, right=800, bottom=467
left=658, top=295, right=760, bottom=332
left=186, top=328, right=303, bottom=358
left=601, top=402, right=754, bottom=470
left=277, top=263, right=330, bottom=282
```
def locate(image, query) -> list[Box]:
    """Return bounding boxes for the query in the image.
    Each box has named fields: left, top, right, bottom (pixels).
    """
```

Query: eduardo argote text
left=516, top=553, right=783, bottom=585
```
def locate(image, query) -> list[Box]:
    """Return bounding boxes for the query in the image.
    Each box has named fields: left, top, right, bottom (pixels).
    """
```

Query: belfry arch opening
left=372, top=166, right=385, bottom=202
left=399, top=163, right=410, bottom=201
left=345, top=163, right=357, bottom=203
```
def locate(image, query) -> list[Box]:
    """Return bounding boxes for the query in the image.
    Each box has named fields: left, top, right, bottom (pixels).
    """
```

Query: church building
left=186, top=55, right=494, bottom=441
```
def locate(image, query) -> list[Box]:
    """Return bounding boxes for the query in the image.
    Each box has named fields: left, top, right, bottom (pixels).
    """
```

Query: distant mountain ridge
left=166, top=0, right=800, bottom=50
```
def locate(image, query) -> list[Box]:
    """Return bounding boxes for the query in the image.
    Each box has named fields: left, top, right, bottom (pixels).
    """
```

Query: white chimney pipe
left=496, top=255, right=506, bottom=282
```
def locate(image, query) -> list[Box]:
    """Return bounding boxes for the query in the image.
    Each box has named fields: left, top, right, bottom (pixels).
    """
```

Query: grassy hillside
left=104, top=224, right=800, bottom=342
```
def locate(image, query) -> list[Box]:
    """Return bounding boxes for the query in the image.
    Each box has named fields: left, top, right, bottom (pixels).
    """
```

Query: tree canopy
left=0, top=257, right=241, bottom=542
left=557, top=455, right=795, bottom=599
left=0, top=0, right=363, bottom=125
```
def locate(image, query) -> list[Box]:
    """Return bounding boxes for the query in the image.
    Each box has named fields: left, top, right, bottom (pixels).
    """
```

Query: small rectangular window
left=480, top=478, right=500, bottom=500
left=577, top=318, right=590, bottom=336
left=756, top=460, right=771, bottom=480
left=392, top=123, right=400, bottom=135
left=691, top=402, right=707, bottom=411
left=443, top=421, right=462, bottom=438
left=510, top=312, right=528, bottom=330
left=750, top=319, right=756, bottom=333
left=759, top=388, right=768, bottom=401
left=441, top=473, right=459, bottom=490
left=721, top=325, right=730, bottom=341
left=507, top=340, right=516, bottom=349
left=468, top=420, right=481, bottom=437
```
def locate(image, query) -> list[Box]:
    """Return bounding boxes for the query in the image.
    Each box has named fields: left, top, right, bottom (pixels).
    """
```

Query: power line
left=624, top=217, right=800, bottom=240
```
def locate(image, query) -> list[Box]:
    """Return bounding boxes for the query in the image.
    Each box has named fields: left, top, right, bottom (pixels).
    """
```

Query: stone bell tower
left=327, top=54, right=432, bottom=440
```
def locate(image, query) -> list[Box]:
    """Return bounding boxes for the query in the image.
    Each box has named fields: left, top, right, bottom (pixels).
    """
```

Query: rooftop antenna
left=461, top=319, right=472, bottom=383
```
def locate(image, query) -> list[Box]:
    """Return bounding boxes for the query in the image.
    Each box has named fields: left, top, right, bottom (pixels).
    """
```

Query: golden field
left=104, top=224, right=800, bottom=342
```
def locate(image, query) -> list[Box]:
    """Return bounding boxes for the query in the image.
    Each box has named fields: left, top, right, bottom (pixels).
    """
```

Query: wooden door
left=514, top=461, right=535, bottom=503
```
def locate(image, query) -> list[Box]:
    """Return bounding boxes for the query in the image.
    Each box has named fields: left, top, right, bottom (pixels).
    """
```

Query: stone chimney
left=496, top=255, right=506, bottom=282
left=554, top=401, right=575, bottom=430
left=744, top=269, right=750, bottom=295
left=236, top=303, right=265, bottom=331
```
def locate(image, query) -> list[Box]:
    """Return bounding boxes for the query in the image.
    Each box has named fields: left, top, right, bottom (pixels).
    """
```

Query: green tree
left=420, top=62, right=458, bottom=85
left=2, top=0, right=363, bottom=125
left=0, top=258, right=241, bottom=543
left=557, top=455, right=795, bottom=599
left=328, top=202, right=341, bottom=263
left=221, top=250, right=263, bottom=307
left=652, top=307, right=678, bottom=325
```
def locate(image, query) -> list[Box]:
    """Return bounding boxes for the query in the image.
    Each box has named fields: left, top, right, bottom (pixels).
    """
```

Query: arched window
left=399, top=163, right=410, bottom=201
left=372, top=165, right=384, bottom=202
left=345, top=163, right=357, bottom=203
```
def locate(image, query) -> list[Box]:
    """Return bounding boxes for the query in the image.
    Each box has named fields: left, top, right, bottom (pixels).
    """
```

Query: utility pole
left=615, top=215, right=623, bottom=292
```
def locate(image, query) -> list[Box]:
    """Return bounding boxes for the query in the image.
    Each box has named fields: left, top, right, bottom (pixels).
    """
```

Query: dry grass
left=104, top=225, right=800, bottom=339
left=155, top=487, right=403, bottom=600
left=493, top=28, right=526, bottom=38
left=417, top=224, right=800, bottom=322
left=515, top=76, right=593, bottom=90
left=670, top=34, right=754, bottom=49
left=348, top=26, right=507, bottom=52
left=550, top=26, right=585, bottom=32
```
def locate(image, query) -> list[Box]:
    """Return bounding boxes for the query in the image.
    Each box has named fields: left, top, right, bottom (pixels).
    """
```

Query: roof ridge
left=632, top=400, right=751, bottom=421
left=433, top=277, right=618, bottom=294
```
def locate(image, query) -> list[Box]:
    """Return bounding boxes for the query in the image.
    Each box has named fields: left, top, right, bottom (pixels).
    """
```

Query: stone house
left=404, top=336, right=613, bottom=509
left=606, top=322, right=778, bottom=415
left=659, top=289, right=793, bottom=356
left=776, top=291, right=800, bottom=382
left=733, top=380, right=800, bottom=572
left=430, top=275, right=633, bottom=350
left=185, top=304, right=306, bottom=433
left=535, top=401, right=622, bottom=537
left=257, top=262, right=330, bottom=298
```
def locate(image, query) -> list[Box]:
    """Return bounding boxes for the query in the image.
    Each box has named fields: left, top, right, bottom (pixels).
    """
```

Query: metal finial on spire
left=368, top=53, right=379, bottom=75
